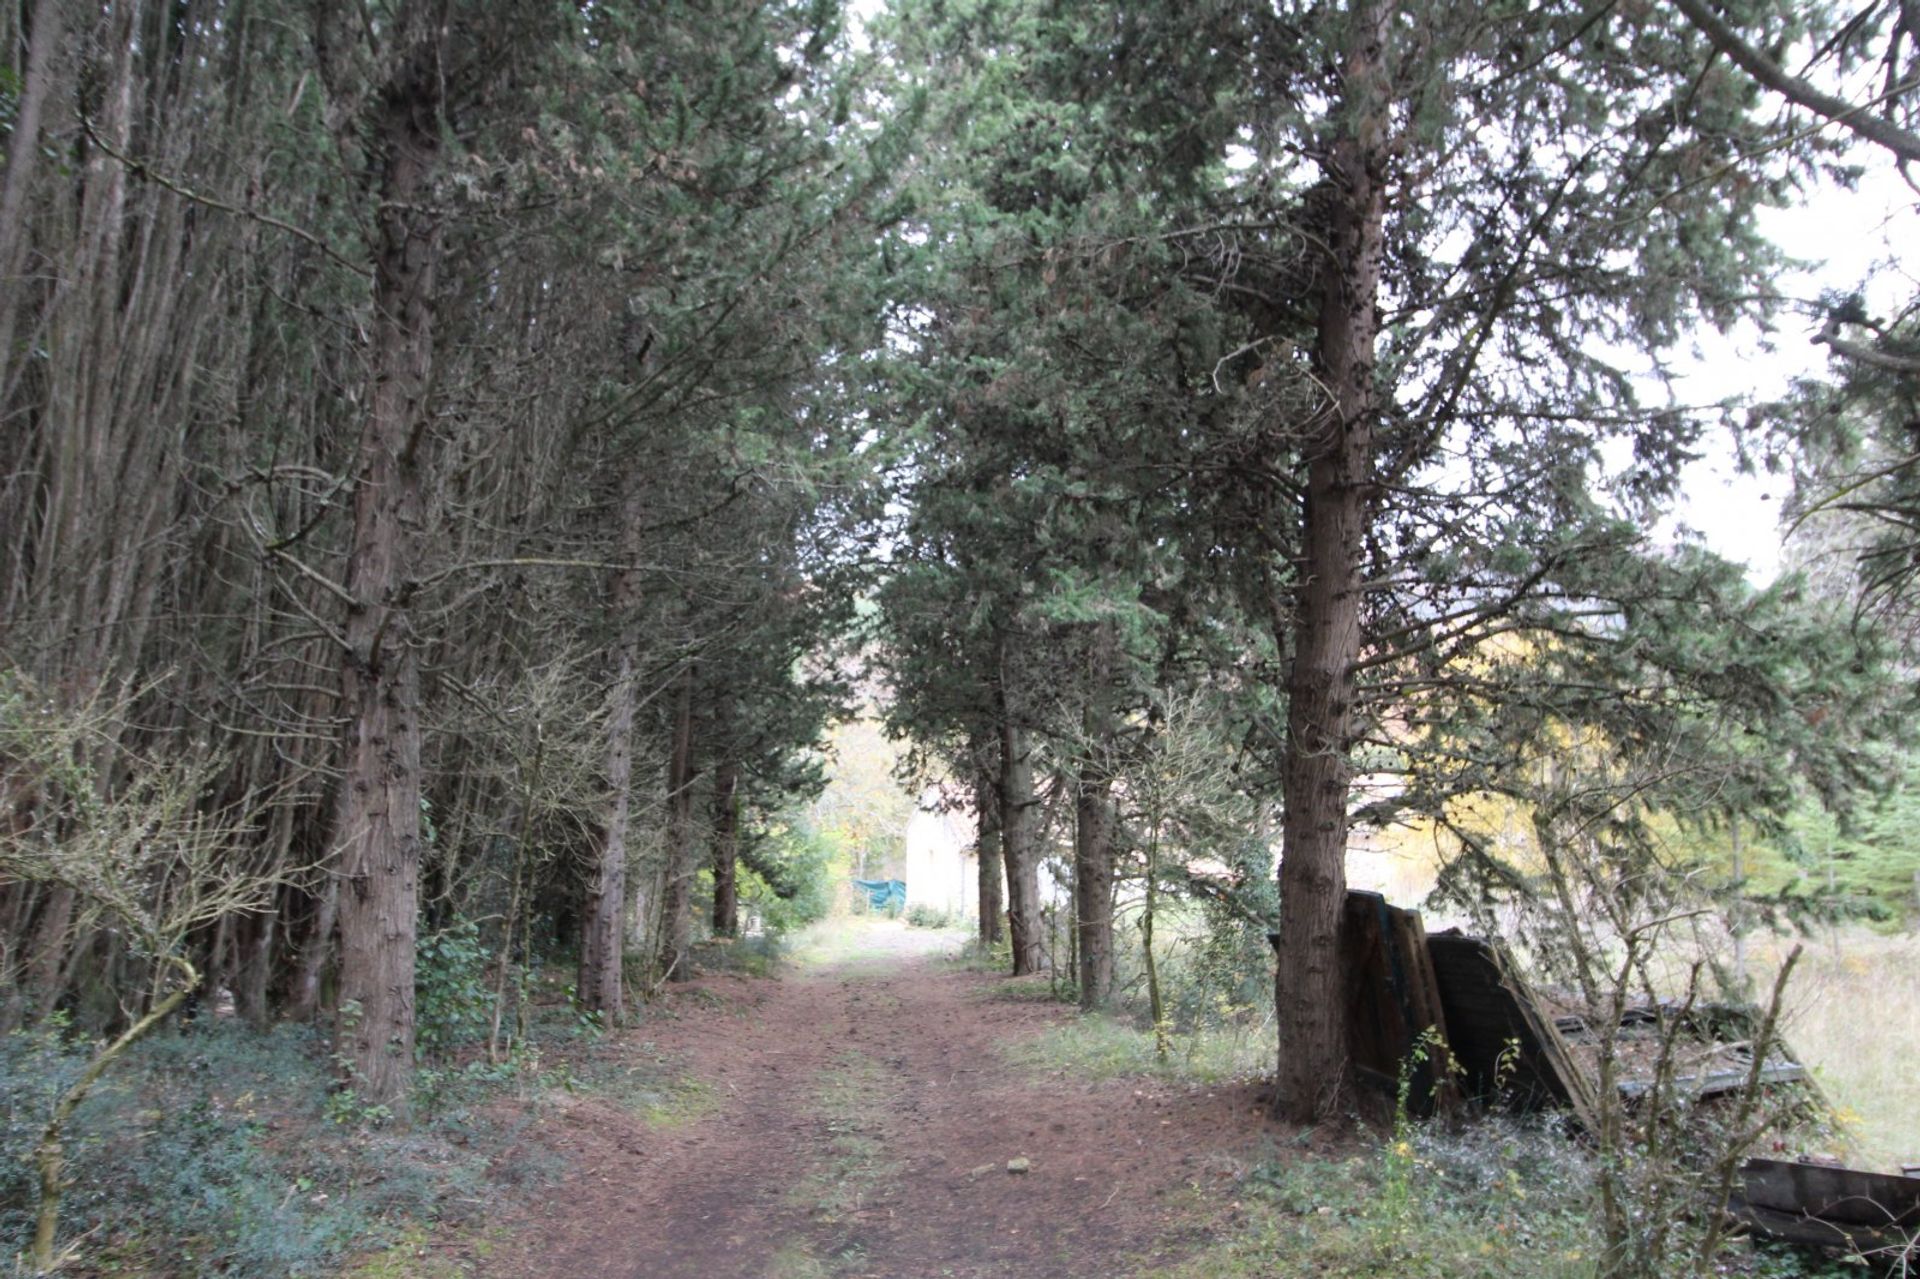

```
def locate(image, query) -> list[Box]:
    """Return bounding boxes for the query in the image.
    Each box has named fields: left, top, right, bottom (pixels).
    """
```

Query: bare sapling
left=0, top=673, right=280, bottom=1273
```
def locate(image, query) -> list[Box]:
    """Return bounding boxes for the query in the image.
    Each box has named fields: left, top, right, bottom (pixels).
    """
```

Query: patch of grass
left=1149, top=1114, right=1879, bottom=1279
left=555, top=1031, right=721, bottom=1128
left=785, top=917, right=894, bottom=971
left=784, top=915, right=968, bottom=975
left=1003, top=1009, right=1274, bottom=1084
left=787, top=1049, right=900, bottom=1226
left=1149, top=1121, right=1596, bottom=1279
left=1756, top=930, right=1920, bottom=1170
left=763, top=1239, right=840, bottom=1278
left=339, top=1224, right=484, bottom=1278
left=688, top=933, right=788, bottom=979
left=633, top=1076, right=720, bottom=1128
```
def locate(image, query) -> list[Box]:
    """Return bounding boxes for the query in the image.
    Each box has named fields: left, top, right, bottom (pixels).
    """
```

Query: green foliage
left=1177, top=1123, right=1596, bottom=1279
left=0, top=1020, right=510, bottom=1277
left=414, top=920, right=494, bottom=1065
left=904, top=903, right=961, bottom=929
left=740, top=818, right=841, bottom=934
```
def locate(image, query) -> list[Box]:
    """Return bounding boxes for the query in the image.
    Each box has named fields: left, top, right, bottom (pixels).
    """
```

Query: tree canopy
left=0, top=0, right=1914, bottom=1147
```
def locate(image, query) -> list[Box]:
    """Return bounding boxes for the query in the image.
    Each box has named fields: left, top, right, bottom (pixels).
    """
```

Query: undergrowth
left=0, top=1017, right=541, bottom=1278
left=1160, top=1120, right=1597, bottom=1279
left=1156, top=1117, right=1867, bottom=1279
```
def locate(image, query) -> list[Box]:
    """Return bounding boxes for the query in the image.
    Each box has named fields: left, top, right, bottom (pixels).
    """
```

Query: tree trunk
left=579, top=506, right=643, bottom=1023
left=972, top=739, right=1004, bottom=945
left=24, top=886, right=75, bottom=1021
left=0, top=0, right=63, bottom=396
left=710, top=758, right=740, bottom=938
left=659, top=665, right=698, bottom=981
left=1271, top=0, right=1392, bottom=1126
left=1074, top=625, right=1117, bottom=1010
left=998, top=704, right=1043, bottom=975
left=333, top=31, right=445, bottom=1117
left=286, top=872, right=337, bottom=1023
left=232, top=907, right=274, bottom=1029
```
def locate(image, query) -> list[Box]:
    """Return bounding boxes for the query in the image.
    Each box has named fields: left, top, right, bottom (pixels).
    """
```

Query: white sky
left=1664, top=164, right=1918, bottom=583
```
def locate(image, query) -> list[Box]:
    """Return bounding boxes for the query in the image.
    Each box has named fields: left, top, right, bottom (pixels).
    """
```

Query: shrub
left=905, top=903, right=961, bottom=929
left=415, top=919, right=494, bottom=1064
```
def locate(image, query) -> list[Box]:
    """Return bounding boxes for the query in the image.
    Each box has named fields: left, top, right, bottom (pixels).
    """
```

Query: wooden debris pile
left=1337, top=889, right=1918, bottom=1264
left=1337, top=889, right=1813, bottom=1126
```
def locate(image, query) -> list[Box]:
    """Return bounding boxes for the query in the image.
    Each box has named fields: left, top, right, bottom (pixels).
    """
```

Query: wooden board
left=1731, top=1158, right=1920, bottom=1258
left=1339, top=891, right=1458, bottom=1115
left=1424, top=931, right=1598, bottom=1126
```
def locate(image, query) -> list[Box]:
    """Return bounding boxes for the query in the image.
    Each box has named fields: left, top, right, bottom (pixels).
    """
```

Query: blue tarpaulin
left=852, top=878, right=907, bottom=913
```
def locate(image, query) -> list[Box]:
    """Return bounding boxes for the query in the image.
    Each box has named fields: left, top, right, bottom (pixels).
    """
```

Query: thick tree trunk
left=659, top=665, right=698, bottom=981
left=710, top=758, right=740, bottom=938
left=232, top=906, right=273, bottom=1029
left=998, top=714, right=1043, bottom=976
left=1074, top=624, right=1117, bottom=1010
left=972, top=740, right=1004, bottom=945
left=1271, top=0, right=1393, bottom=1126
left=333, top=35, right=444, bottom=1116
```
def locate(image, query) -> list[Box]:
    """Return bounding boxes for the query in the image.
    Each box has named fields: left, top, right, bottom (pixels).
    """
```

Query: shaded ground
left=472, top=921, right=1287, bottom=1279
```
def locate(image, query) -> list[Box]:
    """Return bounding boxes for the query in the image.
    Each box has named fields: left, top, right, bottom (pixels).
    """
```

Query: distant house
left=902, top=786, right=976, bottom=920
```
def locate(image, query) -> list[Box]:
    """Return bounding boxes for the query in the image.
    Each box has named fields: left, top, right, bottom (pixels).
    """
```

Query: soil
left=469, top=922, right=1292, bottom=1279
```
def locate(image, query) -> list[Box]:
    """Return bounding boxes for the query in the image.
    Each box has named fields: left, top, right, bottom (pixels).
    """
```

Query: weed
left=905, top=903, right=962, bottom=929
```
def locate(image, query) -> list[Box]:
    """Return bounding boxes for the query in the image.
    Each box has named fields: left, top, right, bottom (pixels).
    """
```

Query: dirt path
left=477, top=923, right=1282, bottom=1279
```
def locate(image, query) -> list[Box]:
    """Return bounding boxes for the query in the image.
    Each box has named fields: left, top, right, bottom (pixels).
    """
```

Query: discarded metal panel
left=1731, top=1158, right=1920, bottom=1260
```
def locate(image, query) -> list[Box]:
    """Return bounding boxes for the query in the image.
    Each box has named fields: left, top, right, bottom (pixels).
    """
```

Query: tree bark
left=710, top=758, right=741, bottom=938
left=332, top=29, right=445, bottom=1116
left=286, top=871, right=337, bottom=1023
left=1272, top=0, right=1392, bottom=1125
left=972, top=736, right=1004, bottom=945
left=0, top=0, right=64, bottom=396
left=1074, top=624, right=1117, bottom=1010
left=579, top=496, right=644, bottom=1024
left=997, top=645, right=1043, bottom=975
left=24, top=887, right=75, bottom=1023
left=577, top=716, right=633, bottom=1022
left=658, top=664, right=699, bottom=981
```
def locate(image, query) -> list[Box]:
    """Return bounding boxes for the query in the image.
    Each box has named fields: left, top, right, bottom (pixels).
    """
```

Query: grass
left=1002, top=1009, right=1273, bottom=1084
left=787, top=1048, right=901, bottom=1225
left=339, top=1224, right=495, bottom=1278
left=1756, top=928, right=1920, bottom=1170
left=1146, top=1122, right=1598, bottom=1279
left=784, top=914, right=972, bottom=975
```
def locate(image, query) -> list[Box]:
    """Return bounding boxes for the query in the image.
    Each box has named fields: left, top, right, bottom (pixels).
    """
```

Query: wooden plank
left=1727, top=1199, right=1911, bottom=1253
left=1739, top=1158, right=1920, bottom=1229
left=1340, top=891, right=1457, bottom=1115
left=1394, top=905, right=1460, bottom=1112
left=1426, top=931, right=1591, bottom=1121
